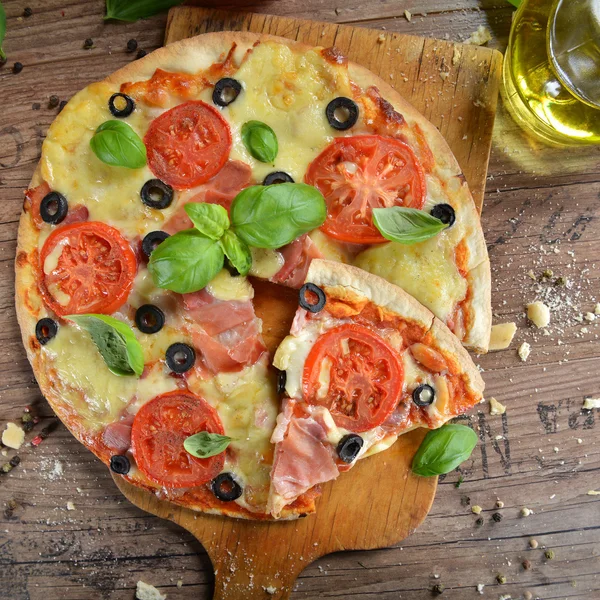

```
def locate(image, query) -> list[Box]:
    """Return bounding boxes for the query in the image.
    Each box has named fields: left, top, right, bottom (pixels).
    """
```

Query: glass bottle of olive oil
left=502, top=0, right=600, bottom=145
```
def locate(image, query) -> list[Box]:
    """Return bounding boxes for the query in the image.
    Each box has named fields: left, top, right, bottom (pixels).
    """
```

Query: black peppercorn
left=13, top=62, right=23, bottom=74
left=83, top=38, right=94, bottom=50
left=9, top=456, right=20, bottom=468
left=136, top=49, right=147, bottom=60
left=23, top=7, right=33, bottom=17
left=126, top=39, right=138, bottom=53
left=522, top=559, right=532, bottom=570
left=22, top=421, right=34, bottom=433
left=492, top=512, right=503, bottom=522
left=475, top=517, right=484, bottom=527
left=58, top=100, right=68, bottom=113
left=432, top=584, right=445, bottom=595
left=48, top=95, right=60, bottom=109
left=32, top=102, right=41, bottom=110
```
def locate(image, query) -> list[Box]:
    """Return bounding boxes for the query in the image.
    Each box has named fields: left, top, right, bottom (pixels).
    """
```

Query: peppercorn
left=136, top=49, right=147, bottom=60
left=1, top=463, right=12, bottom=474
left=475, top=517, right=484, bottom=527
left=48, top=95, right=60, bottom=109
left=461, top=495, right=470, bottom=506
left=529, top=538, right=539, bottom=549
left=9, top=456, right=20, bottom=468
left=83, top=38, right=94, bottom=50
left=540, top=269, right=553, bottom=280
left=545, top=549, right=555, bottom=560
left=496, top=574, right=507, bottom=585
left=432, top=584, right=444, bottom=595
left=13, top=62, right=23, bottom=74
left=555, top=276, right=567, bottom=287
left=22, top=421, right=34, bottom=433
left=22, top=413, right=33, bottom=424
left=58, top=100, right=68, bottom=113
left=126, top=39, right=138, bottom=53
left=492, top=512, right=503, bottom=522
left=522, top=559, right=532, bottom=570
left=32, top=102, right=41, bottom=110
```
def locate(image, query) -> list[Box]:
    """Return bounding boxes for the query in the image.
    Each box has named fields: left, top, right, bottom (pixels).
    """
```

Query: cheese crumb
left=465, top=25, right=492, bottom=46
left=587, top=490, right=600, bottom=496
left=264, top=586, right=277, bottom=595
left=471, top=505, right=483, bottom=514
left=489, top=322, right=517, bottom=350
left=476, top=583, right=485, bottom=594
left=583, top=398, right=600, bottom=410
left=594, top=303, right=600, bottom=315
left=527, top=301, right=551, bottom=328
left=176, top=580, right=183, bottom=588
left=520, top=507, right=533, bottom=517
left=489, top=397, right=506, bottom=415
left=518, top=342, right=531, bottom=362
left=136, top=581, right=166, bottom=600
left=404, top=9, right=412, bottom=21
left=377, top=33, right=386, bottom=43
left=66, top=501, right=76, bottom=511
left=2, top=422, right=25, bottom=450
left=584, top=312, right=595, bottom=322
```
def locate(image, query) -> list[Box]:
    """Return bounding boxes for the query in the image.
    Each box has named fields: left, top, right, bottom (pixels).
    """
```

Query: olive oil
left=502, top=0, right=600, bottom=145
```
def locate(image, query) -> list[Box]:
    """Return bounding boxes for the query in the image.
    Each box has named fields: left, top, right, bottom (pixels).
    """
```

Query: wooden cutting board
left=113, top=7, right=502, bottom=600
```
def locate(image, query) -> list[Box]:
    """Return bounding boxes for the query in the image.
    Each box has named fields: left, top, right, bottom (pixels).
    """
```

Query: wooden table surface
left=1, top=1, right=599, bottom=599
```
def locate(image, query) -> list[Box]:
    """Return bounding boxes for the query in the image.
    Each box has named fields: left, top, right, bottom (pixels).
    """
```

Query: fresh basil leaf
left=220, top=230, right=252, bottom=276
left=185, top=203, right=230, bottom=240
left=104, top=0, right=183, bottom=21
left=0, top=2, right=7, bottom=61
left=507, top=0, right=521, bottom=7
left=148, top=229, right=224, bottom=293
left=90, top=120, right=147, bottom=169
left=241, top=121, right=278, bottom=163
left=231, top=183, right=326, bottom=249
left=184, top=432, right=232, bottom=459
left=373, top=207, right=448, bottom=245
left=68, top=314, right=144, bottom=377
left=412, top=424, right=478, bottom=477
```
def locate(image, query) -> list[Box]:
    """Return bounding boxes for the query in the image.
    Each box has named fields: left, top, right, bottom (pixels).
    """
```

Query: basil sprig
left=241, top=121, right=278, bottom=163
left=104, top=0, right=183, bottom=21
left=149, top=183, right=326, bottom=293
left=90, top=120, right=147, bottom=169
left=373, top=207, right=449, bottom=244
left=0, top=2, right=7, bottom=62
left=184, top=432, right=232, bottom=459
left=231, top=183, right=326, bottom=249
left=68, top=314, right=144, bottom=377
left=412, top=424, right=478, bottom=477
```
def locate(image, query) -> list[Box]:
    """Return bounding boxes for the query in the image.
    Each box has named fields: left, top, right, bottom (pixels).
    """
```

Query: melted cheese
left=249, top=247, right=284, bottom=279
left=354, top=237, right=468, bottom=322
left=206, top=269, right=253, bottom=302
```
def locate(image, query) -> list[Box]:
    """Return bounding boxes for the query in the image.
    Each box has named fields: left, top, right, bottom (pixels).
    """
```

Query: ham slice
left=102, top=414, right=135, bottom=453
left=269, top=408, right=339, bottom=515
left=164, top=160, right=252, bottom=234
left=271, top=235, right=324, bottom=289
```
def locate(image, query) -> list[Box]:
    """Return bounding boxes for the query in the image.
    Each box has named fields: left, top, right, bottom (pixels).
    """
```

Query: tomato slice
left=131, top=391, right=226, bottom=489
left=39, top=221, right=137, bottom=317
left=302, top=324, right=403, bottom=432
left=305, top=135, right=426, bottom=244
left=144, top=100, right=232, bottom=189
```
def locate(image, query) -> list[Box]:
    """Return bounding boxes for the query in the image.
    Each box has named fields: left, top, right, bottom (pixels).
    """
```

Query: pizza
left=15, top=32, right=491, bottom=520
left=269, top=260, right=484, bottom=516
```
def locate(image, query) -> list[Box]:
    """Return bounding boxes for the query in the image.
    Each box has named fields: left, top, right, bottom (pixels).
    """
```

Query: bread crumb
left=527, top=301, right=551, bottom=328
left=404, top=9, right=412, bottom=22
left=471, top=505, right=483, bottom=514
left=377, top=33, right=385, bottom=43
left=136, top=581, right=166, bottom=600
left=465, top=25, right=492, bottom=46
left=489, top=322, right=517, bottom=350
left=518, top=342, right=531, bottom=362
left=66, top=501, right=76, bottom=511
left=583, top=398, right=600, bottom=410
left=529, top=539, right=538, bottom=549
left=2, top=423, right=25, bottom=450
left=488, top=397, right=506, bottom=415
left=452, top=47, right=461, bottom=66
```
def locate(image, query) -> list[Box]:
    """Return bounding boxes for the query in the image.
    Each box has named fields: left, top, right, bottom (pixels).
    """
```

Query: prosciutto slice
left=270, top=235, right=324, bottom=289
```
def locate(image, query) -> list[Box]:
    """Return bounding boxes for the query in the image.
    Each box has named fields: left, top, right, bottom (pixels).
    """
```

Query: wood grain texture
left=165, top=6, right=503, bottom=212
left=0, top=1, right=599, bottom=599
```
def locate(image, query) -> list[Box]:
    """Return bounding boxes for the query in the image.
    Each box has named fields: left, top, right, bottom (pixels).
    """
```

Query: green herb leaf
left=372, top=207, right=448, bottom=245
left=220, top=230, right=252, bottom=276
left=241, top=121, right=279, bottom=163
left=104, top=0, right=183, bottom=21
left=148, top=229, right=224, bottom=293
left=231, top=183, right=327, bottom=249
left=412, top=424, right=478, bottom=477
left=507, top=0, right=521, bottom=7
left=68, top=314, right=144, bottom=377
left=184, top=203, right=230, bottom=240
left=184, top=431, right=232, bottom=459
left=90, top=120, right=147, bottom=169
left=0, top=2, right=7, bottom=61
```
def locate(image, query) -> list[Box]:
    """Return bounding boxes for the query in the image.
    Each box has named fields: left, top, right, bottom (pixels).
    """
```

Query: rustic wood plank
left=0, top=1, right=599, bottom=599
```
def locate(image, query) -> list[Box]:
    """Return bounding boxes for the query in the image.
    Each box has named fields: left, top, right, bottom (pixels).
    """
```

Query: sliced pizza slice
left=268, top=259, right=484, bottom=517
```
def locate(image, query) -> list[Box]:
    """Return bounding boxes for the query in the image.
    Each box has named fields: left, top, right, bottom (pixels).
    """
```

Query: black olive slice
left=337, top=434, right=364, bottom=463
left=325, top=97, right=359, bottom=130
left=276, top=369, right=287, bottom=396
left=40, top=192, right=68, bottom=225
left=141, top=230, right=170, bottom=259
left=212, top=78, right=242, bottom=107
left=211, top=472, right=243, bottom=502
left=108, top=92, right=135, bottom=118
left=35, top=318, right=58, bottom=345
left=263, top=171, right=294, bottom=186
left=135, top=304, right=165, bottom=334
left=165, top=343, right=195, bottom=373
left=412, top=383, right=435, bottom=407
left=141, top=179, right=174, bottom=209
left=298, top=283, right=326, bottom=313
left=430, top=204, right=456, bottom=227
left=110, top=455, right=131, bottom=475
